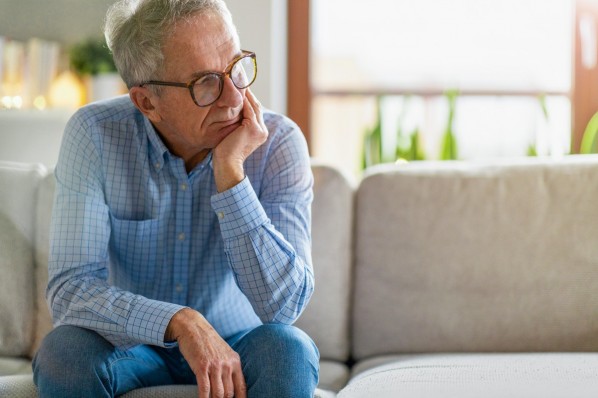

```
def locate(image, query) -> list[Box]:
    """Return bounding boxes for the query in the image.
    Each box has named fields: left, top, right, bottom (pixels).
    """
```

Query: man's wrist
left=165, top=307, right=194, bottom=342
left=213, top=161, right=245, bottom=192
left=164, top=307, right=214, bottom=343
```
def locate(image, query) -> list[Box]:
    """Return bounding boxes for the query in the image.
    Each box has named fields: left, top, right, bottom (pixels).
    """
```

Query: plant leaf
left=580, top=111, right=598, bottom=154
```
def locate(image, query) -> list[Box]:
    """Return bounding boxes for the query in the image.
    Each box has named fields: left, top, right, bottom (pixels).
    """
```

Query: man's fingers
left=242, top=90, right=257, bottom=121
left=233, top=369, right=248, bottom=398
left=221, top=367, right=235, bottom=398
left=196, top=373, right=210, bottom=398
left=209, top=368, right=225, bottom=398
left=242, top=95, right=254, bottom=119
left=246, top=89, right=261, bottom=111
left=196, top=366, right=238, bottom=398
left=245, top=90, right=267, bottom=132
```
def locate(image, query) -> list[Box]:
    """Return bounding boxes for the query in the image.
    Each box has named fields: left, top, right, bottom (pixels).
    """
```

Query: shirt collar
left=143, top=116, right=169, bottom=172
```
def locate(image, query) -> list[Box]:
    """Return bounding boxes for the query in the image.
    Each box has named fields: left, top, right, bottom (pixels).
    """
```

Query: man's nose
left=216, top=75, right=244, bottom=108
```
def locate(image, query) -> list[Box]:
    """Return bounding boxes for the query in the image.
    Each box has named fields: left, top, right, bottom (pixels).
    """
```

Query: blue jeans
left=32, top=324, right=319, bottom=397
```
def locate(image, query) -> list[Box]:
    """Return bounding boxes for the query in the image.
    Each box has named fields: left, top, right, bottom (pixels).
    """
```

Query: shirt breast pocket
left=109, top=216, right=164, bottom=287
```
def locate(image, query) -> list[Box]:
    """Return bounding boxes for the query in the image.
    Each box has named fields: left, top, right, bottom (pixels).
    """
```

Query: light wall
left=0, top=0, right=287, bottom=112
left=227, top=0, right=288, bottom=114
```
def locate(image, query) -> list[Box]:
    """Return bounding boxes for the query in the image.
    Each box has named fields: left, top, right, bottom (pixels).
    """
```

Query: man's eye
left=195, top=74, right=220, bottom=88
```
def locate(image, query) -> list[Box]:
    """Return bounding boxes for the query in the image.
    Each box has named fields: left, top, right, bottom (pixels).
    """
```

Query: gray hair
left=104, top=0, right=238, bottom=89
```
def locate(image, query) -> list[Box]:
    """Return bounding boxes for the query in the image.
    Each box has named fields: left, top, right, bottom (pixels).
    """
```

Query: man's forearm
left=48, top=269, right=184, bottom=349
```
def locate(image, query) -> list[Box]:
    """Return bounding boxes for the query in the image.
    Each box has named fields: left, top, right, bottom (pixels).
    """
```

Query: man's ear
left=129, top=86, right=162, bottom=122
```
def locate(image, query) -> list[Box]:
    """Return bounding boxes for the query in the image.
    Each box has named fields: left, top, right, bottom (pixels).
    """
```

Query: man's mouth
left=216, top=117, right=242, bottom=135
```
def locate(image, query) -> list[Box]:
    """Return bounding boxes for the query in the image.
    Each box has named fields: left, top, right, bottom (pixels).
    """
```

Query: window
left=302, top=0, right=575, bottom=177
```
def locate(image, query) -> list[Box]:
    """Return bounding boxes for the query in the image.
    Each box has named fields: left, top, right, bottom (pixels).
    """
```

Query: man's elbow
left=260, top=273, right=315, bottom=324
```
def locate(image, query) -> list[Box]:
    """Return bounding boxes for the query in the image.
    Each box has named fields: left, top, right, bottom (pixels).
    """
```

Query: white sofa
left=3, top=156, right=598, bottom=397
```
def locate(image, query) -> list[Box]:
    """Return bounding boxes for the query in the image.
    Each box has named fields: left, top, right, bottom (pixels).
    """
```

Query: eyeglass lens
left=192, top=55, right=256, bottom=106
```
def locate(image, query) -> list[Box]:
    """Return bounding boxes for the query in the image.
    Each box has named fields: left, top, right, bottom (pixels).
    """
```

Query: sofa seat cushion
left=118, top=360, right=345, bottom=397
left=0, top=376, right=337, bottom=398
left=319, top=359, right=350, bottom=392
left=0, top=374, right=38, bottom=397
left=0, top=364, right=339, bottom=397
left=339, top=353, right=598, bottom=397
left=0, top=357, right=32, bottom=376
left=122, top=386, right=337, bottom=398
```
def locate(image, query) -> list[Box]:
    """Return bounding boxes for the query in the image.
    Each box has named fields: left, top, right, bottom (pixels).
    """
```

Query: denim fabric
left=33, top=324, right=319, bottom=397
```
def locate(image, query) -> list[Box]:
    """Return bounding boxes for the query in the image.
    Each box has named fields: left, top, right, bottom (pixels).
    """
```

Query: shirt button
left=175, top=284, right=183, bottom=293
left=155, top=162, right=161, bottom=169
left=177, top=232, right=185, bottom=241
left=217, top=211, right=225, bottom=219
left=180, top=183, right=188, bottom=191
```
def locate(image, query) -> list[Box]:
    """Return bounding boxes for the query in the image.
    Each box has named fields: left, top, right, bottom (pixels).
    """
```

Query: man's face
left=150, top=12, right=245, bottom=158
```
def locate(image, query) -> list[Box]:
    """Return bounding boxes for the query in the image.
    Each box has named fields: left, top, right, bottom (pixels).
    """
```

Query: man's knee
left=33, top=325, right=114, bottom=396
left=253, top=324, right=319, bottom=364
left=239, top=324, right=320, bottom=396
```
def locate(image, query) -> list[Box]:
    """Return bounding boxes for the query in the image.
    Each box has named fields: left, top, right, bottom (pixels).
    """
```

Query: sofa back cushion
left=295, top=163, right=354, bottom=362
left=352, top=156, right=598, bottom=360
left=0, top=162, right=46, bottom=357
left=31, top=173, right=56, bottom=357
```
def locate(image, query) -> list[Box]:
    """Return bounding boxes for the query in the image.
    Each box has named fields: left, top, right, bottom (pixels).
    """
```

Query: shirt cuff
left=126, top=296, right=186, bottom=348
left=210, top=176, right=269, bottom=239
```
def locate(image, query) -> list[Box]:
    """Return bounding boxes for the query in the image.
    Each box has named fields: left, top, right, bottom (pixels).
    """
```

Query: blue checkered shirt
left=48, top=95, right=314, bottom=349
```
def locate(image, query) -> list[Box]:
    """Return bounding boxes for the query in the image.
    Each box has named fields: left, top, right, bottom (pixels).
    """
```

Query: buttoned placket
left=171, top=160, right=193, bottom=304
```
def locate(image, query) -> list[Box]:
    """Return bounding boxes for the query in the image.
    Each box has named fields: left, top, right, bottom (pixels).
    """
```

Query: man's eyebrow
left=189, top=70, right=212, bottom=80
left=188, top=51, right=244, bottom=79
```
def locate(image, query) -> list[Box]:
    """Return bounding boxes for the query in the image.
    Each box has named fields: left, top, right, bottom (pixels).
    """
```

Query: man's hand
left=212, top=89, right=268, bottom=192
left=165, top=308, right=247, bottom=398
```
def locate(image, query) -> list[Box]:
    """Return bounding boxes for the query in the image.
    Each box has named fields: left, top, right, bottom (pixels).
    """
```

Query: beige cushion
left=319, top=360, right=350, bottom=392
left=0, top=373, right=337, bottom=398
left=295, top=163, right=354, bottom=362
left=0, top=162, right=46, bottom=357
left=121, top=386, right=336, bottom=398
left=0, top=374, right=38, bottom=398
left=340, top=353, right=598, bottom=397
left=0, top=357, right=32, bottom=376
left=353, top=156, right=598, bottom=359
left=30, top=173, right=56, bottom=357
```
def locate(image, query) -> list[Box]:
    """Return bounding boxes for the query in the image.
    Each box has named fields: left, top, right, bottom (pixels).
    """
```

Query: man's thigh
left=33, top=325, right=175, bottom=397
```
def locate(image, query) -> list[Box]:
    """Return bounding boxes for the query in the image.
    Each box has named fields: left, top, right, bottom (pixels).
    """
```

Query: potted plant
left=69, top=38, right=125, bottom=102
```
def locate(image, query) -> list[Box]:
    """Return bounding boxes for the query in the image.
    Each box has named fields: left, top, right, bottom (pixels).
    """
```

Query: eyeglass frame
left=138, top=50, right=257, bottom=107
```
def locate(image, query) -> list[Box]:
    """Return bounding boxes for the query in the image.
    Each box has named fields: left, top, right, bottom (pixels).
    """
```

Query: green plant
left=402, top=128, right=426, bottom=161
left=70, top=38, right=117, bottom=76
left=527, top=94, right=549, bottom=157
left=439, top=89, right=459, bottom=160
left=362, top=96, right=384, bottom=169
left=362, top=95, right=426, bottom=170
left=580, top=110, right=598, bottom=154
left=395, top=96, right=425, bottom=161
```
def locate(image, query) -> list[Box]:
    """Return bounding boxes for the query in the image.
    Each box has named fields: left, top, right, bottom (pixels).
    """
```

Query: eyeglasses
left=139, top=50, right=257, bottom=107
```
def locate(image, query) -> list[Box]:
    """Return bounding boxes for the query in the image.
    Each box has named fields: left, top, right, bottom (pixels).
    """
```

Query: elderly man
left=32, top=0, right=319, bottom=397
